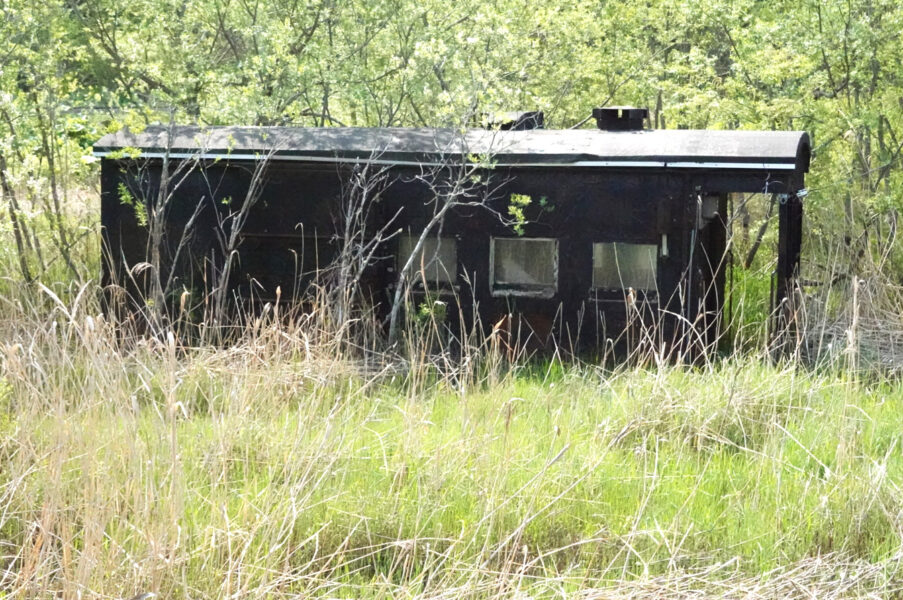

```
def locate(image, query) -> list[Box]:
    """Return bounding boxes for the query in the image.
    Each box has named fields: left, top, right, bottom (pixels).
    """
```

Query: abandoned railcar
left=93, top=108, right=810, bottom=349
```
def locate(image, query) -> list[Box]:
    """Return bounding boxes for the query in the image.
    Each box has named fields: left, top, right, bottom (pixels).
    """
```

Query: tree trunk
left=0, top=153, right=33, bottom=282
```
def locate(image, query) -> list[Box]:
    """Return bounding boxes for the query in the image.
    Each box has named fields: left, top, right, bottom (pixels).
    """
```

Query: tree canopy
left=2, top=0, right=903, bottom=278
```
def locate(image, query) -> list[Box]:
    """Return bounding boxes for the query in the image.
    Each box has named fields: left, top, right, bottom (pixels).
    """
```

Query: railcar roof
left=94, top=125, right=810, bottom=172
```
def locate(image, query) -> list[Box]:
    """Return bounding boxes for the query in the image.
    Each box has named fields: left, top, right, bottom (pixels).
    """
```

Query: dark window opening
left=491, top=237, right=558, bottom=297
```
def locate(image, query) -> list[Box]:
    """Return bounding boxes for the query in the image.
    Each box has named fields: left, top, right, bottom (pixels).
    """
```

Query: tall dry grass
left=1, top=269, right=903, bottom=598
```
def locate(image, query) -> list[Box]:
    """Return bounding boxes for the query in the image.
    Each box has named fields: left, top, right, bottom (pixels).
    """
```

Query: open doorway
left=723, top=191, right=803, bottom=347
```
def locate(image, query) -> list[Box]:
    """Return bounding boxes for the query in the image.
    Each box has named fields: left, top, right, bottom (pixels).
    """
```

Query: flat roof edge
left=93, top=126, right=812, bottom=173
left=92, top=150, right=801, bottom=171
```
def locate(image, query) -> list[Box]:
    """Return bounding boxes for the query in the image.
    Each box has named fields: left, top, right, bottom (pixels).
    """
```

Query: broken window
left=398, top=234, right=457, bottom=284
left=491, top=237, right=558, bottom=297
left=592, top=242, right=658, bottom=291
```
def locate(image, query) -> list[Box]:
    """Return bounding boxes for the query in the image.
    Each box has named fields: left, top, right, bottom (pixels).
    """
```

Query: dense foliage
left=4, top=4, right=903, bottom=596
left=2, top=296, right=903, bottom=597
left=2, top=0, right=903, bottom=284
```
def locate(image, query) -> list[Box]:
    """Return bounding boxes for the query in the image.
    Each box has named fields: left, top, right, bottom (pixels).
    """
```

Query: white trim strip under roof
left=91, top=151, right=798, bottom=171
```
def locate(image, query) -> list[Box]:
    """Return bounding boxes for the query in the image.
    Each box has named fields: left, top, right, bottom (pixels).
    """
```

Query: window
left=491, top=237, right=558, bottom=297
left=592, top=242, right=658, bottom=291
left=398, top=234, right=457, bottom=284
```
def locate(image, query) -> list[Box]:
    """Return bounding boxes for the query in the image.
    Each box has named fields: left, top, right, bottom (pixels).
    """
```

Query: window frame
left=396, top=233, right=459, bottom=289
left=590, top=240, right=659, bottom=293
left=490, top=236, right=559, bottom=298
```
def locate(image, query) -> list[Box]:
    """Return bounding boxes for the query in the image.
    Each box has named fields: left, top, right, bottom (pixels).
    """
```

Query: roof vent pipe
left=592, top=106, right=648, bottom=131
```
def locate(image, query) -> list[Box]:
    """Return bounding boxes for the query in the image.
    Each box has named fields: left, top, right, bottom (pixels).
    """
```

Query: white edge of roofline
left=91, top=150, right=798, bottom=171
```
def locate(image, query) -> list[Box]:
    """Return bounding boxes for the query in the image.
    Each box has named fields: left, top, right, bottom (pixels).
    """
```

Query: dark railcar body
left=95, top=123, right=809, bottom=351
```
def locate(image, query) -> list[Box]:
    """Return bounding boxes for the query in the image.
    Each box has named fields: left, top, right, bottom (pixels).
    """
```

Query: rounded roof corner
left=796, top=132, right=812, bottom=173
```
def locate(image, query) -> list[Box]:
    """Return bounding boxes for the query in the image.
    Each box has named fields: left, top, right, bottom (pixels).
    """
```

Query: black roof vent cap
left=592, top=106, right=648, bottom=131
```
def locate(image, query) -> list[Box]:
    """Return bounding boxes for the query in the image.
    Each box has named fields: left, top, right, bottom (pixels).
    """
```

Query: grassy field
left=1, top=282, right=903, bottom=599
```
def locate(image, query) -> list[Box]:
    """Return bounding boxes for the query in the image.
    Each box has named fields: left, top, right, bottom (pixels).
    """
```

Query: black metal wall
left=101, top=157, right=804, bottom=351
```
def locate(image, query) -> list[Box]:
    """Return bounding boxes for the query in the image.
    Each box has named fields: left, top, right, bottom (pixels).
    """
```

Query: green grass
left=2, top=303, right=903, bottom=598
left=0, top=202, right=901, bottom=597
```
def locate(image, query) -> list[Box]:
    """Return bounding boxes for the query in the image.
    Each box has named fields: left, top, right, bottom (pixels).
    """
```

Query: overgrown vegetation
left=3, top=0, right=903, bottom=286
left=4, top=0, right=903, bottom=596
left=1, top=281, right=903, bottom=598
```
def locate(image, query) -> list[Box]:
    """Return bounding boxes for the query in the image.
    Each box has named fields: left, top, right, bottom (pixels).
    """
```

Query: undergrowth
left=1, top=277, right=903, bottom=599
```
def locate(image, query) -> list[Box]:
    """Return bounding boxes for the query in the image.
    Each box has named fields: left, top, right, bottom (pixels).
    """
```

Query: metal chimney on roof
left=592, top=106, right=648, bottom=131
